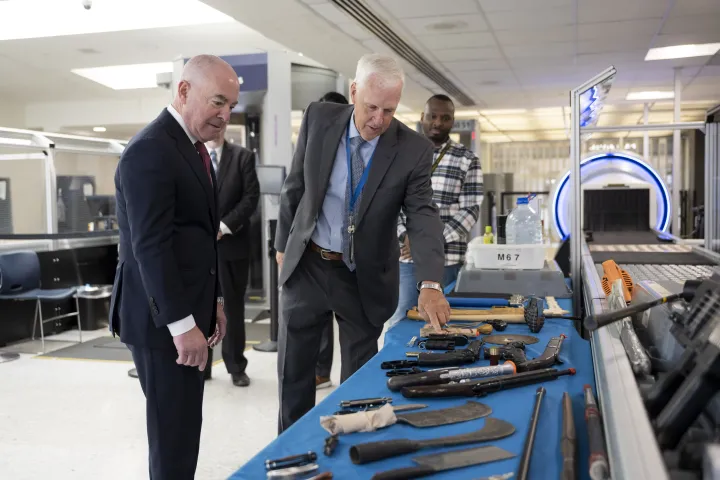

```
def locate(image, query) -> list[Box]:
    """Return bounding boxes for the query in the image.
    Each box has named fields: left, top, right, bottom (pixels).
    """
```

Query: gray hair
left=354, top=53, right=405, bottom=89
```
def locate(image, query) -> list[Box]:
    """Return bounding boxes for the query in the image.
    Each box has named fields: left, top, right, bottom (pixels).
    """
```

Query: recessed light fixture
left=93, top=127, right=107, bottom=133
left=626, top=91, right=675, bottom=101
left=645, top=43, right=720, bottom=61
left=0, top=0, right=234, bottom=41
left=298, top=52, right=304, bottom=57
left=72, top=62, right=173, bottom=90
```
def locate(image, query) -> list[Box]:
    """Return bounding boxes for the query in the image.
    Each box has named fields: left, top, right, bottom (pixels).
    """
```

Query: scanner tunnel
left=550, top=151, right=672, bottom=240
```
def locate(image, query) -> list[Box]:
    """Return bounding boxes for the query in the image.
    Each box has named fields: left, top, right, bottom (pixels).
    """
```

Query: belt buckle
left=319, top=249, right=333, bottom=261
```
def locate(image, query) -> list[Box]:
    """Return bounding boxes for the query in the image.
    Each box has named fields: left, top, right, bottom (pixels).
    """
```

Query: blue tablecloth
left=231, top=297, right=595, bottom=480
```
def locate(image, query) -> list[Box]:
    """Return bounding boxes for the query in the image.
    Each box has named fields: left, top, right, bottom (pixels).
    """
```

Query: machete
left=394, top=400, right=491, bottom=427
left=371, top=445, right=516, bottom=480
left=349, top=417, right=515, bottom=464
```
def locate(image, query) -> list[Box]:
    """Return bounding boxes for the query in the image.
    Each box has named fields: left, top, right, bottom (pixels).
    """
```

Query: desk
left=231, top=297, right=595, bottom=479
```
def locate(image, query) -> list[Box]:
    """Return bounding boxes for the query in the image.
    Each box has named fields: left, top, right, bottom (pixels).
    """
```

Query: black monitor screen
left=256, top=165, right=286, bottom=195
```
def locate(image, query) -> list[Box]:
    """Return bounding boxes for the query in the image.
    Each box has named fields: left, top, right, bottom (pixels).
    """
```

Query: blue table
left=231, top=297, right=595, bottom=480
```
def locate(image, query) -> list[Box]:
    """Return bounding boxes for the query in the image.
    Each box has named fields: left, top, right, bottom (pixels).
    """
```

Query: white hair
left=354, top=53, right=405, bottom=89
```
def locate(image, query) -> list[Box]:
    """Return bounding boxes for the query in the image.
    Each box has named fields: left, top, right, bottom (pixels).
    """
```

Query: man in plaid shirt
left=387, top=94, right=483, bottom=328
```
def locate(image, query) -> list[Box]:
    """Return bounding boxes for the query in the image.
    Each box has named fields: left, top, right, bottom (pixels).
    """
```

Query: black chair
left=0, top=251, right=81, bottom=352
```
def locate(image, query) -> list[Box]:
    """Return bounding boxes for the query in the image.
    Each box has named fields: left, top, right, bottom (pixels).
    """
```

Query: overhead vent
left=330, top=0, right=476, bottom=106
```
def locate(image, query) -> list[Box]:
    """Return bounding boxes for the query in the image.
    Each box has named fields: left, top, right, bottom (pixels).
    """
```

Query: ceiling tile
left=378, top=0, right=479, bottom=18
left=661, top=14, right=720, bottom=35
left=494, top=26, right=575, bottom=46
left=578, top=0, right=668, bottom=23
left=400, top=14, right=488, bottom=34
left=430, top=46, right=503, bottom=62
left=413, top=32, right=496, bottom=50
left=443, top=58, right=509, bottom=71
left=310, top=3, right=352, bottom=24
left=486, top=7, right=574, bottom=30
left=670, top=0, right=720, bottom=16
left=503, top=42, right=576, bottom=58
left=577, top=19, right=661, bottom=40
left=477, top=0, right=572, bottom=12
left=577, top=38, right=653, bottom=55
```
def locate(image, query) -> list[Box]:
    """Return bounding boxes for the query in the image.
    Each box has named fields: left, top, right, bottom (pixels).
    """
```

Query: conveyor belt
left=587, top=230, right=664, bottom=245
left=591, top=250, right=712, bottom=265
left=587, top=231, right=712, bottom=265
left=595, top=263, right=715, bottom=283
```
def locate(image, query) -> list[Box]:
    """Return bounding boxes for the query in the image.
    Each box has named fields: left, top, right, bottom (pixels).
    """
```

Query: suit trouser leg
left=277, top=252, right=332, bottom=433
left=327, top=262, right=384, bottom=383
left=315, top=318, right=334, bottom=378
left=129, top=345, right=204, bottom=480
left=219, top=258, right=250, bottom=374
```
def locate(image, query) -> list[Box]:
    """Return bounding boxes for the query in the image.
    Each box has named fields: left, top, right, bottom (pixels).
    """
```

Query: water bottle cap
left=485, top=226, right=492, bottom=233
left=517, top=197, right=529, bottom=205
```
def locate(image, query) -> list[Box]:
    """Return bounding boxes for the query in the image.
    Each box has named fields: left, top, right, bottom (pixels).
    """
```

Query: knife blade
left=371, top=445, right=515, bottom=480
left=333, top=403, right=426, bottom=415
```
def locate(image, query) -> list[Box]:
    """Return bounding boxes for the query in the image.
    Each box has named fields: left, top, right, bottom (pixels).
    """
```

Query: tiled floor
left=0, top=321, right=371, bottom=480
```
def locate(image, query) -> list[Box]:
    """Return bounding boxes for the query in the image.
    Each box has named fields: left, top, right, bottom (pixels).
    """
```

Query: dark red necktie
left=194, top=141, right=213, bottom=184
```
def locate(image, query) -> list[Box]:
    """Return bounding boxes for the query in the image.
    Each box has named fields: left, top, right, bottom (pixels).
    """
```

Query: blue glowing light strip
left=552, top=152, right=671, bottom=239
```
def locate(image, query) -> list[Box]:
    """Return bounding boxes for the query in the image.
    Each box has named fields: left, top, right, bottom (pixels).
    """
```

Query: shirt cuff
left=167, top=314, right=195, bottom=337
left=220, top=222, right=232, bottom=235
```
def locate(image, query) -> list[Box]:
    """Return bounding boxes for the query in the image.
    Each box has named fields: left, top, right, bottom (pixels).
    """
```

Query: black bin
left=76, top=285, right=112, bottom=331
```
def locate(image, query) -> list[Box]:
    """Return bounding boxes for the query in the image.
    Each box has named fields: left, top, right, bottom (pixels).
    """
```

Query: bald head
left=172, top=54, right=240, bottom=143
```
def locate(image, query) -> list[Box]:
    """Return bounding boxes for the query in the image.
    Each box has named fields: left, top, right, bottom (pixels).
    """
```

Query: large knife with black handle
left=349, top=417, right=515, bottom=464
left=371, top=445, right=515, bottom=480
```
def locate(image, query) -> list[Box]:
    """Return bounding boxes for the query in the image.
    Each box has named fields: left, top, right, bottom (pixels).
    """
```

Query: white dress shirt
left=164, top=105, right=200, bottom=337
left=205, top=141, right=231, bottom=236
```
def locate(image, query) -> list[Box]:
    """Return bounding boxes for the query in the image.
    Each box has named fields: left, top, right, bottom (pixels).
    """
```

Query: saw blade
left=483, top=334, right=539, bottom=345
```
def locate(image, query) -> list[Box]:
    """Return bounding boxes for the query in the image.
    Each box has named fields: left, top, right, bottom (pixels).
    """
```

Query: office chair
left=0, top=250, right=82, bottom=352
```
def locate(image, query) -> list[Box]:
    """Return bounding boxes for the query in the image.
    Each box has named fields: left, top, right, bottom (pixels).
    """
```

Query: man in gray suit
left=274, top=53, right=451, bottom=432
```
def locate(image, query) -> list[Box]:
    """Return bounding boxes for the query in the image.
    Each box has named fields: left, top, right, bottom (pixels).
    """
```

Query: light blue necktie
left=342, top=136, right=366, bottom=271
left=209, top=149, right=218, bottom=172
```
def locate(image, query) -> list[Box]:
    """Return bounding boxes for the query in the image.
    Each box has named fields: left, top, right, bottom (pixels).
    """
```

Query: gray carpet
left=38, top=322, right=272, bottom=362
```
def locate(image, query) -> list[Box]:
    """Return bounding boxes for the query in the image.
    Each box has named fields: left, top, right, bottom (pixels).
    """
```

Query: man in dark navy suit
left=109, top=54, right=238, bottom=480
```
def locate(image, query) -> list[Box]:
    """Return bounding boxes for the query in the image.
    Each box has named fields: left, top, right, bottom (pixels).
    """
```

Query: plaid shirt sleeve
left=442, top=152, right=484, bottom=244
left=397, top=209, right=407, bottom=241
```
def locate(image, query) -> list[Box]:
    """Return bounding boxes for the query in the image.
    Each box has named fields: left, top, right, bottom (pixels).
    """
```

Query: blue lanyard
left=345, top=126, right=374, bottom=215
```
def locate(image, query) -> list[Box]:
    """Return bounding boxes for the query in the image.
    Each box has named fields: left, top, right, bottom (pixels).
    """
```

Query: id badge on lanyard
left=346, top=127, right=375, bottom=263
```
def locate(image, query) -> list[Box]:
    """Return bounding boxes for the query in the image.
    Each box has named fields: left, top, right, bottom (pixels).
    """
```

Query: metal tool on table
left=606, top=278, right=652, bottom=376
left=349, top=417, right=515, bottom=465
left=385, top=366, right=460, bottom=377
left=584, top=385, right=610, bottom=480
left=561, top=392, right=577, bottom=480
left=406, top=336, right=417, bottom=347
left=381, top=338, right=484, bottom=369
left=471, top=474, right=515, bottom=480
left=517, top=387, right=545, bottom=480
left=418, top=334, right=470, bottom=351
left=483, top=334, right=539, bottom=346
left=402, top=368, right=576, bottom=398
left=265, top=452, right=317, bottom=471
left=483, top=335, right=566, bottom=373
left=371, top=445, right=516, bottom=480
left=323, top=435, right=338, bottom=456
left=407, top=305, right=527, bottom=323
left=420, top=324, right=490, bottom=337
left=333, top=402, right=426, bottom=415
left=524, top=296, right=545, bottom=333
left=393, top=400, right=491, bottom=427
left=266, top=463, right=319, bottom=479
left=338, top=397, right=391, bottom=411
left=387, top=362, right=516, bottom=392
left=307, top=473, right=332, bottom=480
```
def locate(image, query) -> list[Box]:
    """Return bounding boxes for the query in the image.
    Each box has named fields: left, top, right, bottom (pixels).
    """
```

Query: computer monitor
left=256, top=165, right=286, bottom=195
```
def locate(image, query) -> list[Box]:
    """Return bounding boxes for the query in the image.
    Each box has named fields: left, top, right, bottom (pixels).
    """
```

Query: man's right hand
left=276, top=251, right=284, bottom=269
left=173, top=326, right=209, bottom=371
left=400, top=236, right=411, bottom=260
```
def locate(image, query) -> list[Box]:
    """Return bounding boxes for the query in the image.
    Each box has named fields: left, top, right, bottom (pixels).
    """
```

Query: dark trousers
left=316, top=319, right=334, bottom=378
left=129, top=345, right=205, bottom=480
left=218, top=258, right=250, bottom=375
left=278, top=251, right=383, bottom=433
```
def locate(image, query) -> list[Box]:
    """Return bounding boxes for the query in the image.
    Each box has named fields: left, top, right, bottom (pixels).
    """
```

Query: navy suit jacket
left=109, top=108, right=220, bottom=349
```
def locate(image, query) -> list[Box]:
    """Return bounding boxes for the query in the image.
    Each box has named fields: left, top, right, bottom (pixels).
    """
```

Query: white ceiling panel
left=377, top=0, right=479, bottom=18
left=413, top=32, right=497, bottom=50
left=442, top=58, right=510, bottom=71
left=485, top=7, right=574, bottom=30
left=430, top=46, right=503, bottom=62
left=503, top=42, right=576, bottom=59
left=652, top=32, right=720, bottom=48
left=577, top=19, right=661, bottom=41
left=661, top=14, right=720, bottom=35
left=670, top=0, right=720, bottom=16
left=578, top=0, right=668, bottom=23
left=477, top=0, right=573, bottom=12
left=494, top=26, right=575, bottom=46
left=309, top=2, right=352, bottom=24
left=399, top=15, right=489, bottom=34
left=577, top=39, right=654, bottom=55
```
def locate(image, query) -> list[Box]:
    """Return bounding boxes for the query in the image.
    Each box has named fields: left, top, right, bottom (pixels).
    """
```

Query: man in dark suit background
left=314, top=91, right=350, bottom=391
left=274, top=54, right=452, bottom=432
left=204, top=124, right=260, bottom=387
left=110, top=55, right=238, bottom=479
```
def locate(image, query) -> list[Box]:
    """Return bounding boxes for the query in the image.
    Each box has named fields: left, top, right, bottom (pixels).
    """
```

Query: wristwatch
left=217, top=296, right=224, bottom=307
left=417, top=281, right=443, bottom=294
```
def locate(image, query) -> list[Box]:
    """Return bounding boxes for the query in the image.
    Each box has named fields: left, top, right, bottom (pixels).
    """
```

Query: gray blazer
left=275, top=101, right=445, bottom=325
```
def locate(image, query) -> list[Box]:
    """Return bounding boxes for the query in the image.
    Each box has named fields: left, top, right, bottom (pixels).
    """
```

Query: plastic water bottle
left=483, top=226, right=494, bottom=244
left=506, top=197, right=542, bottom=245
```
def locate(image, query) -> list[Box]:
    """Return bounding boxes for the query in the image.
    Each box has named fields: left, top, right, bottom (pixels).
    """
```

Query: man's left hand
left=417, top=288, right=451, bottom=333
left=208, top=303, right=227, bottom=347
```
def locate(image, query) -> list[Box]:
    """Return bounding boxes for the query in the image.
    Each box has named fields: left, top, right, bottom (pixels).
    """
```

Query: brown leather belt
left=308, top=241, right=343, bottom=261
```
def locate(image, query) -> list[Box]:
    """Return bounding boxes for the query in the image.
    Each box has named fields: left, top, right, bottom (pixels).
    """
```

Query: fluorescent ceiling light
left=626, top=91, right=675, bottom=101
left=645, top=43, right=720, bottom=61
left=93, top=127, right=107, bottom=132
left=72, top=62, right=173, bottom=90
left=480, top=109, right=527, bottom=115
left=455, top=110, right=480, bottom=118
left=0, top=0, right=235, bottom=41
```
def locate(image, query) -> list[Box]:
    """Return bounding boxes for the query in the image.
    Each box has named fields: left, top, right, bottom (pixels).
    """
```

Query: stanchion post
left=253, top=218, right=279, bottom=352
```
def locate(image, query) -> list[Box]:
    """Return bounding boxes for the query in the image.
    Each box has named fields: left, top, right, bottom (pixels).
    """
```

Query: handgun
left=482, top=336, right=566, bottom=372
left=381, top=339, right=484, bottom=369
